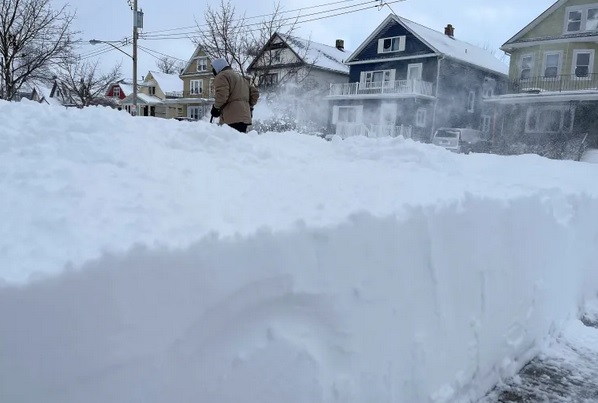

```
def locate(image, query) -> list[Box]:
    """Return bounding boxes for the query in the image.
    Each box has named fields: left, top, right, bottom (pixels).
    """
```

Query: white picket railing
left=335, top=123, right=412, bottom=139
left=329, top=80, right=434, bottom=97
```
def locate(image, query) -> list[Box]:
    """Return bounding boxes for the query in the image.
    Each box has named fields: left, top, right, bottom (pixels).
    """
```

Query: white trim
left=563, top=3, right=598, bottom=34
left=572, top=49, right=594, bottom=78
left=377, top=35, right=406, bottom=54
left=416, top=108, right=427, bottom=127
left=542, top=50, right=563, bottom=78
left=467, top=90, right=476, bottom=113
left=407, top=63, right=423, bottom=80
left=196, top=57, right=208, bottom=72
left=190, top=79, right=203, bottom=95
left=346, top=53, right=437, bottom=65
left=503, top=36, right=598, bottom=51
left=519, top=53, right=535, bottom=80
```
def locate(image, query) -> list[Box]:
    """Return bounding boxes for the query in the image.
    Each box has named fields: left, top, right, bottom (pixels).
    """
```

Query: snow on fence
left=335, top=122, right=412, bottom=139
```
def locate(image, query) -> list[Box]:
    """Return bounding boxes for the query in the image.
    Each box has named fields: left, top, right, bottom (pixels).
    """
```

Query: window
left=415, top=108, right=427, bottom=127
left=361, top=70, right=393, bottom=88
left=377, top=36, right=406, bottom=54
left=332, top=105, right=363, bottom=124
left=543, top=52, right=561, bottom=78
left=573, top=50, right=594, bottom=78
left=565, top=5, right=598, bottom=32
left=407, top=63, right=423, bottom=81
left=190, top=80, right=203, bottom=95
left=482, top=77, right=495, bottom=98
left=149, top=86, right=156, bottom=96
left=112, top=87, right=120, bottom=98
left=525, top=106, right=575, bottom=133
left=188, top=106, right=201, bottom=120
left=481, top=115, right=492, bottom=133
left=259, top=73, right=278, bottom=88
left=467, top=91, right=475, bottom=113
left=209, top=78, right=214, bottom=97
left=196, top=57, right=208, bottom=72
left=338, top=106, right=357, bottom=123
left=520, top=54, right=534, bottom=80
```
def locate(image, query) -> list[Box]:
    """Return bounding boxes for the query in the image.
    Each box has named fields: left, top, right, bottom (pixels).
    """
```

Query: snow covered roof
left=282, top=35, right=351, bottom=75
left=346, top=14, right=508, bottom=76
left=147, top=71, right=183, bottom=96
left=120, top=93, right=163, bottom=105
left=36, top=84, right=64, bottom=106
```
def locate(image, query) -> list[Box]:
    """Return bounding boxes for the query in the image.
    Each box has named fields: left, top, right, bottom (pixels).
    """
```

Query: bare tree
left=195, top=0, right=315, bottom=86
left=0, top=0, right=77, bottom=100
left=155, top=56, right=185, bottom=75
left=55, top=56, right=121, bottom=107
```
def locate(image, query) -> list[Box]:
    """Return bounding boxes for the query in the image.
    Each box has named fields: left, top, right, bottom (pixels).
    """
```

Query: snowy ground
left=483, top=300, right=598, bottom=402
left=1, top=100, right=598, bottom=402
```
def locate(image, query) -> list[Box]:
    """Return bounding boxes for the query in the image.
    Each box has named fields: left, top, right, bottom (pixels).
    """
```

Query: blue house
left=325, top=14, right=509, bottom=141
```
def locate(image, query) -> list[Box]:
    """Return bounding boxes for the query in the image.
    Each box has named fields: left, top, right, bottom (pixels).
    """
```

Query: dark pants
left=228, top=122, right=248, bottom=133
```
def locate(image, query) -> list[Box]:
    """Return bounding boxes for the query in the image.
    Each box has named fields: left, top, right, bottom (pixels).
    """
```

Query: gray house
left=325, top=14, right=509, bottom=141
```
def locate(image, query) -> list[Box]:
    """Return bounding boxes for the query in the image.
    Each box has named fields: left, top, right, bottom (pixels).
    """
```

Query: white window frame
left=190, top=79, right=203, bottom=95
left=209, top=78, right=214, bottom=97
left=573, top=49, right=594, bottom=79
left=467, top=90, right=475, bottom=113
left=525, top=105, right=575, bottom=133
left=564, top=4, right=598, bottom=33
left=481, top=115, right=492, bottom=133
left=520, top=54, right=534, bottom=80
left=542, top=51, right=562, bottom=79
left=415, top=108, right=427, bottom=127
left=482, top=77, right=495, bottom=98
left=332, top=105, right=363, bottom=124
left=188, top=106, right=201, bottom=120
left=196, top=57, right=208, bottom=72
left=361, top=69, right=395, bottom=88
left=407, top=63, right=423, bottom=81
left=112, top=86, right=120, bottom=98
left=149, top=86, right=156, bottom=96
left=377, top=36, right=406, bottom=54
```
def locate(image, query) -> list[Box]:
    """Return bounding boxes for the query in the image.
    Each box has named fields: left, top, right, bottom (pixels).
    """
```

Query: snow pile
left=1, top=100, right=598, bottom=402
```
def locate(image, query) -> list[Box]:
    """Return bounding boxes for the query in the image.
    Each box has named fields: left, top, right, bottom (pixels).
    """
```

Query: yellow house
left=178, top=45, right=215, bottom=119
left=121, top=71, right=184, bottom=118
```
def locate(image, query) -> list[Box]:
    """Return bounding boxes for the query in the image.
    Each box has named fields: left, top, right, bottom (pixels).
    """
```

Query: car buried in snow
left=432, top=128, right=491, bottom=154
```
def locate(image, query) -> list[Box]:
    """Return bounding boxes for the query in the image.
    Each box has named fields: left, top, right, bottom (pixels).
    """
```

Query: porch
left=328, top=79, right=435, bottom=99
left=332, top=123, right=412, bottom=139
left=510, top=74, right=598, bottom=94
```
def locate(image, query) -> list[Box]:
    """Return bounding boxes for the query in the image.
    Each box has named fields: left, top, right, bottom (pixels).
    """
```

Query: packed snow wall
left=1, top=192, right=597, bottom=403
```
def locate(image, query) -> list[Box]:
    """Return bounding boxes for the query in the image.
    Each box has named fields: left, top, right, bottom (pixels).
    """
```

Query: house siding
left=520, top=0, right=598, bottom=41
left=348, top=56, right=438, bottom=83
left=350, top=20, right=434, bottom=62
left=509, top=42, right=598, bottom=79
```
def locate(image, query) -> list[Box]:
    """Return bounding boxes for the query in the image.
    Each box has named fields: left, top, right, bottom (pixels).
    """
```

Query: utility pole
left=132, top=0, right=139, bottom=116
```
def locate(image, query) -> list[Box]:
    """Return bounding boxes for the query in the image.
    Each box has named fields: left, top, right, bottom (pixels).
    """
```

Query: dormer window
left=377, top=35, right=406, bottom=54
left=565, top=4, right=598, bottom=33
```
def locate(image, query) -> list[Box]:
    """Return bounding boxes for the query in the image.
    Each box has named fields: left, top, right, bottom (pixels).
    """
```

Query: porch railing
left=335, top=123, right=412, bottom=139
left=509, top=73, right=598, bottom=93
left=329, top=79, right=434, bottom=97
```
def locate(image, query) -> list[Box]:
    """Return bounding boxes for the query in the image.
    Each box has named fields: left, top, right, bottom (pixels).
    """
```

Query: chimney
left=335, top=39, right=345, bottom=51
left=444, top=24, right=455, bottom=38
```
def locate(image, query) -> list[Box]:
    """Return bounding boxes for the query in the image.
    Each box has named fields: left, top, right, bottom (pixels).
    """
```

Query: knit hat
left=211, top=58, right=229, bottom=74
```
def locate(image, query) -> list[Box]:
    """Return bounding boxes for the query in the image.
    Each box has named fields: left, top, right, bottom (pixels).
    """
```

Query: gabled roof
left=120, top=92, right=163, bottom=105
left=180, top=44, right=210, bottom=77
left=501, top=0, right=563, bottom=49
left=247, top=32, right=351, bottom=75
left=345, top=14, right=508, bottom=76
left=146, top=71, right=183, bottom=96
left=282, top=34, right=350, bottom=74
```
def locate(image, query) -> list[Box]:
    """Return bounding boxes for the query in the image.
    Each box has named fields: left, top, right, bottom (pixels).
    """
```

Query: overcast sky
left=67, top=0, right=556, bottom=79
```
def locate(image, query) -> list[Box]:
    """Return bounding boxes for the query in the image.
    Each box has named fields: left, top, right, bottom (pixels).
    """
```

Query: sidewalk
left=482, top=300, right=598, bottom=402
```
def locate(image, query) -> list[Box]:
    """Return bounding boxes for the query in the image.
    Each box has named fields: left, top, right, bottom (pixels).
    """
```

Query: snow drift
left=1, top=100, right=597, bottom=402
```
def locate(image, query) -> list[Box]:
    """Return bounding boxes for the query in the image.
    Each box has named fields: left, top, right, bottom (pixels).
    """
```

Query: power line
left=140, top=0, right=380, bottom=40
left=139, top=0, right=371, bottom=37
left=137, top=45, right=187, bottom=63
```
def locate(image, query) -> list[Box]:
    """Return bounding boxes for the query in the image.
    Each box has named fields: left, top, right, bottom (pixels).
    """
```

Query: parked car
left=432, top=128, right=491, bottom=154
left=173, top=116, right=198, bottom=122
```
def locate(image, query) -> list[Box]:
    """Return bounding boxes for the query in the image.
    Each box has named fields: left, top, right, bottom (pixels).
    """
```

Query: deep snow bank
left=1, top=100, right=598, bottom=402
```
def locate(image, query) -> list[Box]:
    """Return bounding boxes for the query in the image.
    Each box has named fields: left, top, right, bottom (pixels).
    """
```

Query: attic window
left=377, top=36, right=406, bottom=54
left=197, top=57, right=208, bottom=72
left=565, top=5, right=598, bottom=32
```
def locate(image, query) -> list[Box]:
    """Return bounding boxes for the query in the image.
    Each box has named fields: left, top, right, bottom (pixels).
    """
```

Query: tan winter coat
left=214, top=67, right=259, bottom=125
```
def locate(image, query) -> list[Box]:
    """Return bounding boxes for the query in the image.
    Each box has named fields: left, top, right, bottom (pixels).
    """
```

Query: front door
left=378, top=102, right=397, bottom=137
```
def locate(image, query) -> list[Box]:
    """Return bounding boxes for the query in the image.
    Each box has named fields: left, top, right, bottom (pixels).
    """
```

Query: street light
left=89, top=39, right=137, bottom=116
